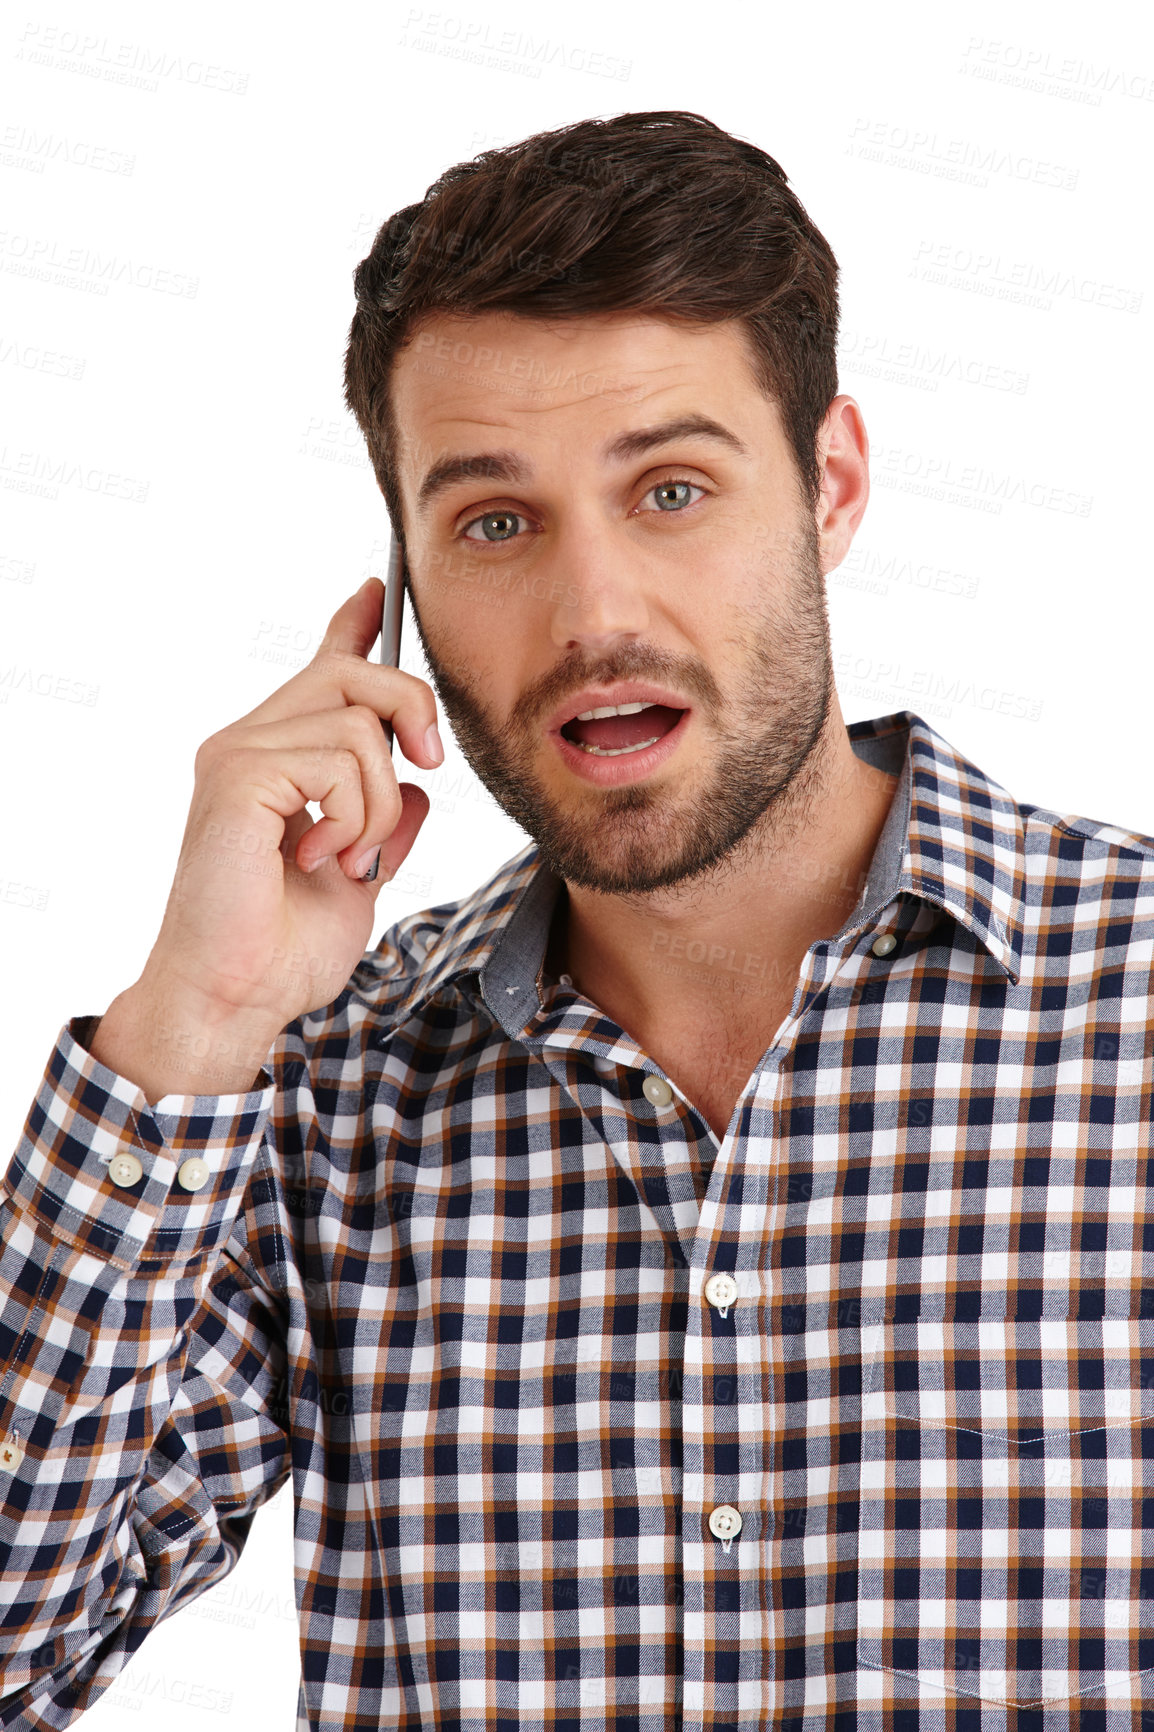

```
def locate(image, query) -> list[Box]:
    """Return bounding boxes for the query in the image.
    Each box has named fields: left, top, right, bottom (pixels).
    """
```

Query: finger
left=230, top=654, right=442, bottom=779
left=285, top=747, right=365, bottom=872
left=318, top=576, right=385, bottom=659
left=350, top=782, right=430, bottom=886
left=211, top=707, right=403, bottom=876
left=198, top=743, right=367, bottom=874
left=279, top=807, right=315, bottom=868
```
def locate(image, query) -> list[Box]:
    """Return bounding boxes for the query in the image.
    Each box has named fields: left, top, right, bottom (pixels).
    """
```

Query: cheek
left=421, top=604, right=514, bottom=711
left=413, top=561, right=512, bottom=667
left=414, top=544, right=495, bottom=622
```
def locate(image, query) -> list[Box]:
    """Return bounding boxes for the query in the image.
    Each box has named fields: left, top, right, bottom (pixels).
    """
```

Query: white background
left=2, top=1, right=1151, bottom=1724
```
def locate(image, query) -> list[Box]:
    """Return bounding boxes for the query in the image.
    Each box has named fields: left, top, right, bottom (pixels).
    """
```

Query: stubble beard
left=406, top=515, right=834, bottom=902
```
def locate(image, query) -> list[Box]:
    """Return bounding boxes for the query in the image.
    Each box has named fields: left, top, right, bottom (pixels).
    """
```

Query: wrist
left=90, top=977, right=282, bottom=1104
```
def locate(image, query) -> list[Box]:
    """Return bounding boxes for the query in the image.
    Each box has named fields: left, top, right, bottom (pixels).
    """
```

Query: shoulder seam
left=1045, top=813, right=1154, bottom=859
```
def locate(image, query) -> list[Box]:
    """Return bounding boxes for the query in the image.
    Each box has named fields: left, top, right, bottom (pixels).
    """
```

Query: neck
left=547, top=700, right=898, bottom=1034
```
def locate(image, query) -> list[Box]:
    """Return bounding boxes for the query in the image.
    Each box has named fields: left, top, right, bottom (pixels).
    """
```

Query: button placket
left=682, top=1192, right=770, bottom=1723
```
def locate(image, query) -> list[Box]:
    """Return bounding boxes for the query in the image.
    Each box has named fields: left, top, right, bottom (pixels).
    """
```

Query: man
left=2, top=109, right=1152, bottom=1731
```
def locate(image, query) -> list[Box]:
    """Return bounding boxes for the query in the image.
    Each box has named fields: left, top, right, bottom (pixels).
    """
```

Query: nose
left=548, top=526, right=652, bottom=655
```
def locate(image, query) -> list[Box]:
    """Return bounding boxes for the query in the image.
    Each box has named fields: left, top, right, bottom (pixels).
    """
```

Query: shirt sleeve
left=0, top=1014, right=290, bottom=1729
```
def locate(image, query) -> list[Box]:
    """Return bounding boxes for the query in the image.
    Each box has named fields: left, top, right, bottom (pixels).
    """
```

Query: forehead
left=388, top=309, right=768, bottom=463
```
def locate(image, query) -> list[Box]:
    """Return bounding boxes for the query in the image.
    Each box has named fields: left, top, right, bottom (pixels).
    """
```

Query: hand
left=138, top=577, right=439, bottom=1030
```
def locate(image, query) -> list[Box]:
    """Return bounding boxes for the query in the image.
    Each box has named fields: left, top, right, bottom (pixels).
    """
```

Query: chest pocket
left=857, top=1315, right=1154, bottom=1707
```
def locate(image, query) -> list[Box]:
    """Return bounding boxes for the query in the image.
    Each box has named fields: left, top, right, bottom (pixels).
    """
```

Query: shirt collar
left=848, top=709, right=1025, bottom=983
left=360, top=709, right=1025, bottom=1039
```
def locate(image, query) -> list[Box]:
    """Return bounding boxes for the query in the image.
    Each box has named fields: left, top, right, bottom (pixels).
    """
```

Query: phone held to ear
left=379, top=530, right=405, bottom=754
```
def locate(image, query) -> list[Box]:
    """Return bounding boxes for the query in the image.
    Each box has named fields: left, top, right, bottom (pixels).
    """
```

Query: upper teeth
left=573, top=700, right=654, bottom=721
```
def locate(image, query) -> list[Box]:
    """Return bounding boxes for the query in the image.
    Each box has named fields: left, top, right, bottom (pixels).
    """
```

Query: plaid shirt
left=3, top=707, right=1154, bottom=1732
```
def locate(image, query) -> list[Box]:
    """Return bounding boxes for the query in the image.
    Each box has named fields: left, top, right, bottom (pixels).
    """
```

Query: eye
left=638, top=478, right=706, bottom=513
left=462, top=509, right=528, bottom=543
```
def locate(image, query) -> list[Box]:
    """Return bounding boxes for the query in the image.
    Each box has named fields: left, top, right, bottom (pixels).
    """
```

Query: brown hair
left=343, top=110, right=840, bottom=546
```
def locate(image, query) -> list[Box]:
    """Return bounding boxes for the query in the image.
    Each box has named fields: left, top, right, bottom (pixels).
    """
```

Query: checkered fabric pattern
left=3, top=708, right=1154, bottom=1732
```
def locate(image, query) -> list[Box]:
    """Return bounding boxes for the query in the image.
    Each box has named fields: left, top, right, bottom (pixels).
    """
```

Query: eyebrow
left=414, top=413, right=750, bottom=519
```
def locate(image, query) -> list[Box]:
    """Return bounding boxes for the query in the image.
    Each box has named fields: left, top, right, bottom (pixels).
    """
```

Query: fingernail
left=424, top=723, right=444, bottom=764
left=354, top=846, right=381, bottom=880
left=304, top=854, right=331, bottom=875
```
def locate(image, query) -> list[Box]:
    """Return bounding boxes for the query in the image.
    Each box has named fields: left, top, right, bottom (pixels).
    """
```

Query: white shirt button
left=642, top=1075, right=673, bottom=1108
left=708, top=1504, right=743, bottom=1541
left=704, top=1272, right=739, bottom=1314
left=177, top=1157, right=210, bottom=1193
left=108, top=1152, right=143, bottom=1188
left=0, top=1438, right=25, bottom=1472
left=871, top=932, right=897, bottom=958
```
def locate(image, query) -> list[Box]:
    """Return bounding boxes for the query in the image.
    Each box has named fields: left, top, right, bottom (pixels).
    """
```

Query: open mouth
left=558, top=701, right=687, bottom=758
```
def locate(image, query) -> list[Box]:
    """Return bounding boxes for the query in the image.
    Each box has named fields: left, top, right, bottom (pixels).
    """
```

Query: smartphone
left=378, top=530, right=405, bottom=753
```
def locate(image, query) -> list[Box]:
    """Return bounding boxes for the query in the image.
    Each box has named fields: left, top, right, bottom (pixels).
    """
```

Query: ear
left=814, top=395, right=869, bottom=574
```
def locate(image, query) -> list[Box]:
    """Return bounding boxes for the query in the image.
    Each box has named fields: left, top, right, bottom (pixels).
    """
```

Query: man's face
left=390, top=309, right=836, bottom=896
